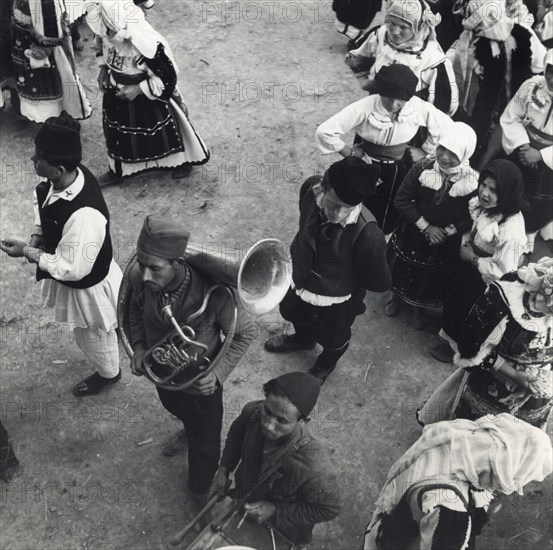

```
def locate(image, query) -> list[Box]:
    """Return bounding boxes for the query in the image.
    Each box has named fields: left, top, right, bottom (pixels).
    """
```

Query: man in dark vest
left=0, top=112, right=123, bottom=396
left=264, top=157, right=391, bottom=383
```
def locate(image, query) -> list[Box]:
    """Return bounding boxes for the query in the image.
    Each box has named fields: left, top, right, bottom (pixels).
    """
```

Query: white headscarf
left=371, top=413, right=552, bottom=520
left=462, top=0, right=514, bottom=42
left=85, top=0, right=175, bottom=63
left=419, top=122, right=479, bottom=195
left=384, top=0, right=441, bottom=52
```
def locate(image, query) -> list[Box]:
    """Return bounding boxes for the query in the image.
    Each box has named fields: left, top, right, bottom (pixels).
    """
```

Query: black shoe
left=307, top=363, right=336, bottom=385
left=72, top=370, right=121, bottom=397
left=264, top=334, right=316, bottom=353
left=97, top=169, right=122, bottom=188
left=161, top=429, right=187, bottom=457
left=172, top=165, right=193, bottom=179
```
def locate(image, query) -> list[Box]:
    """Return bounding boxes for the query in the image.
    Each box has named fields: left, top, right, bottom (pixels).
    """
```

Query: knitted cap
left=375, top=63, right=418, bottom=100
left=271, top=372, right=321, bottom=418
left=137, top=215, right=190, bottom=259
left=327, top=157, right=382, bottom=205
left=34, top=112, right=82, bottom=165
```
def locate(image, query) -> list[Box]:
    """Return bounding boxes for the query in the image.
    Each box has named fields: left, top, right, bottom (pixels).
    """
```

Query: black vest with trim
left=35, top=165, right=113, bottom=289
left=290, top=176, right=376, bottom=297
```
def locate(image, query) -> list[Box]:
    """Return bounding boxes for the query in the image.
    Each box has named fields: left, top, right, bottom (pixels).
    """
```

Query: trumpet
left=118, top=239, right=291, bottom=391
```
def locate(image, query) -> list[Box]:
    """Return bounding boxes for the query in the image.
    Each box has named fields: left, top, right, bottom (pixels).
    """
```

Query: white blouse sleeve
left=500, top=82, right=531, bottom=155
left=419, top=101, right=454, bottom=154
left=316, top=100, right=368, bottom=154
left=478, top=216, right=527, bottom=285
left=37, top=207, right=108, bottom=282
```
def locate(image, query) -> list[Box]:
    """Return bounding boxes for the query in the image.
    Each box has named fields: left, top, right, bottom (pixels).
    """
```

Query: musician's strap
left=253, top=435, right=314, bottom=493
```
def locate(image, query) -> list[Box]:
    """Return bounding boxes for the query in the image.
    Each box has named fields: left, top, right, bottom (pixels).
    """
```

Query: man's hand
left=425, top=225, right=447, bottom=245
left=194, top=372, right=218, bottom=396
left=0, top=239, right=27, bottom=257
left=116, top=84, right=142, bottom=101
left=28, top=235, right=44, bottom=249
left=131, top=348, right=146, bottom=377
left=243, top=501, right=276, bottom=524
left=518, top=145, right=541, bottom=168
left=208, top=468, right=230, bottom=502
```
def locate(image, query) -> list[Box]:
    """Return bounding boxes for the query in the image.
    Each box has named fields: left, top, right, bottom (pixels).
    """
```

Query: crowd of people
left=1, top=0, right=553, bottom=548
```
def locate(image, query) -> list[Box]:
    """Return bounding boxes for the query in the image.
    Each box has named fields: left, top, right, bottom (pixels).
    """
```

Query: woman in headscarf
left=419, top=258, right=553, bottom=429
left=85, top=0, right=209, bottom=185
left=9, top=0, right=91, bottom=122
left=385, top=122, right=478, bottom=326
left=500, top=49, right=553, bottom=255
left=448, top=0, right=546, bottom=163
left=364, top=413, right=552, bottom=549
left=316, top=64, right=454, bottom=235
left=430, top=160, right=527, bottom=362
left=345, top=0, right=459, bottom=116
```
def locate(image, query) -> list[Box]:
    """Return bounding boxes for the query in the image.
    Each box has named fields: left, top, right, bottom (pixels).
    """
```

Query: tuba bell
left=117, top=239, right=291, bottom=391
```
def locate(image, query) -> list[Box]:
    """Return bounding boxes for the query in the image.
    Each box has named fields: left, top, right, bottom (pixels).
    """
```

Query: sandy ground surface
left=1, top=1, right=552, bottom=549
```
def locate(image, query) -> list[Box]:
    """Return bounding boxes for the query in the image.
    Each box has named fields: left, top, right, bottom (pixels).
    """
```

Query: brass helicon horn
left=117, top=239, right=292, bottom=391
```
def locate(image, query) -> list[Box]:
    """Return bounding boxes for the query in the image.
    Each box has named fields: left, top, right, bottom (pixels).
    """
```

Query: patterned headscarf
left=517, top=257, right=553, bottom=313
left=85, top=0, right=175, bottom=62
left=384, top=0, right=441, bottom=51
left=461, top=0, right=514, bottom=41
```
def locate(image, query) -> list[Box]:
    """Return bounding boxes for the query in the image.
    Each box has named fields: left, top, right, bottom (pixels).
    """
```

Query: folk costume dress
left=347, top=0, right=459, bottom=116
left=453, top=273, right=553, bottom=428
left=316, top=91, right=453, bottom=234
left=363, top=414, right=552, bottom=550
left=421, top=262, right=553, bottom=429
left=85, top=0, right=209, bottom=178
left=500, top=50, right=553, bottom=245
left=10, top=0, right=91, bottom=122
left=448, top=0, right=546, bottom=157
left=440, top=187, right=527, bottom=345
left=388, top=123, right=478, bottom=308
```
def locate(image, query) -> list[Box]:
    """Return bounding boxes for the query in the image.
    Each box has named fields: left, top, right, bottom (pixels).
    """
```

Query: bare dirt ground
left=1, top=1, right=552, bottom=549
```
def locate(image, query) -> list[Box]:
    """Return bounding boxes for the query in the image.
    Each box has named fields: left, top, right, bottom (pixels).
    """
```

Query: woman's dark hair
left=478, top=160, right=529, bottom=221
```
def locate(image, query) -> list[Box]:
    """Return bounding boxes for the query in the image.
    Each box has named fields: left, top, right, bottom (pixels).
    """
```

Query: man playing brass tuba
left=126, top=215, right=254, bottom=507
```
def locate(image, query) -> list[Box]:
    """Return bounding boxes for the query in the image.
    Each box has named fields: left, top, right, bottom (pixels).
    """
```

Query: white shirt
left=500, top=75, right=553, bottom=170
left=33, top=169, right=108, bottom=282
left=316, top=95, right=453, bottom=157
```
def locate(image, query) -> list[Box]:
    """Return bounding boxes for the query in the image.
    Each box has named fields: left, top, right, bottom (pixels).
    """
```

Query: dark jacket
left=220, top=401, right=341, bottom=545
left=127, top=263, right=254, bottom=392
left=290, top=176, right=391, bottom=297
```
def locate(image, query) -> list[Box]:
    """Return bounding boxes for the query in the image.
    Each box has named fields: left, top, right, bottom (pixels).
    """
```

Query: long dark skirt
left=441, top=260, right=486, bottom=341
left=387, top=224, right=461, bottom=307
left=332, top=0, right=381, bottom=29
left=102, top=91, right=185, bottom=164
left=11, top=20, right=62, bottom=101
left=456, top=369, right=553, bottom=428
left=363, top=160, right=406, bottom=235
left=508, top=154, right=553, bottom=233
